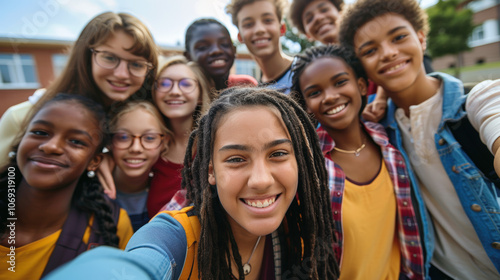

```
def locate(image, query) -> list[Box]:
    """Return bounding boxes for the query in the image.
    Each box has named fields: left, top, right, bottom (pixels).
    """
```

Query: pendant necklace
left=243, top=236, right=262, bottom=275
left=332, top=141, right=366, bottom=157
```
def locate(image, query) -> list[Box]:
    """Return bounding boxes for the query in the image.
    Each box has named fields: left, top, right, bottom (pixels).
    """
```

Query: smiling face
left=237, top=0, right=285, bottom=59
left=111, top=108, right=163, bottom=180
left=154, top=64, right=201, bottom=122
left=353, top=13, right=426, bottom=97
left=91, top=30, right=149, bottom=104
left=208, top=106, right=298, bottom=237
left=300, top=57, right=366, bottom=133
left=187, top=23, right=236, bottom=79
left=17, top=102, right=102, bottom=191
left=302, top=0, right=341, bottom=44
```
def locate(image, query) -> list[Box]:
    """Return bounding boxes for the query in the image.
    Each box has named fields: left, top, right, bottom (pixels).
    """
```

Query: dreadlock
left=0, top=93, right=119, bottom=247
left=181, top=86, right=339, bottom=279
left=290, top=44, right=368, bottom=116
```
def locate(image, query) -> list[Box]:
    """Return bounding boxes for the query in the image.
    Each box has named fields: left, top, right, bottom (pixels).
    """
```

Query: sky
left=0, top=0, right=439, bottom=48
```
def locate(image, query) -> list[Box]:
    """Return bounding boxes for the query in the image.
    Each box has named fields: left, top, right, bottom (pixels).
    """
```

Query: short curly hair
left=339, top=0, right=428, bottom=51
left=289, top=0, right=344, bottom=35
left=226, top=0, right=289, bottom=28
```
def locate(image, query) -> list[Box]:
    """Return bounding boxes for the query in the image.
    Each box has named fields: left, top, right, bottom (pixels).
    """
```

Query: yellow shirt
left=339, top=161, right=401, bottom=280
left=0, top=209, right=133, bottom=280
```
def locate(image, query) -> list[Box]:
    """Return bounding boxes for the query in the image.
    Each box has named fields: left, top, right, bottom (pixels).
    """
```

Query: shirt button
left=492, top=242, right=500, bottom=250
left=413, top=254, right=417, bottom=258
left=334, top=211, right=338, bottom=215
left=471, top=204, right=482, bottom=212
left=337, top=192, right=341, bottom=196
left=438, top=139, right=446, bottom=145
left=452, top=166, right=459, bottom=173
left=403, top=201, right=408, bottom=206
left=399, top=174, right=407, bottom=180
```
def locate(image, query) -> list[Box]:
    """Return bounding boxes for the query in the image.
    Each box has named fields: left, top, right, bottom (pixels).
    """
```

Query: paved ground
left=457, top=67, right=500, bottom=84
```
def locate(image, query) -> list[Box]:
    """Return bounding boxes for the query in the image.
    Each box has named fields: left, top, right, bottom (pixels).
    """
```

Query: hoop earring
left=87, top=170, right=96, bottom=178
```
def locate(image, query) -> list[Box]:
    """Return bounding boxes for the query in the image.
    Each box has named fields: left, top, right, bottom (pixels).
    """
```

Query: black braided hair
left=181, top=86, right=339, bottom=279
left=291, top=44, right=368, bottom=117
left=0, top=93, right=119, bottom=247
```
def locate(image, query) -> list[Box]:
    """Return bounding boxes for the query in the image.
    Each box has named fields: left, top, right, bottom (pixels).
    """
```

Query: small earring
left=149, top=171, right=154, bottom=178
left=87, top=170, right=95, bottom=178
left=8, top=151, right=16, bottom=158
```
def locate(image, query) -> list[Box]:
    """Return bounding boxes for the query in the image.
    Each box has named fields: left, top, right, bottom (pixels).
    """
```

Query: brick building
left=431, top=0, right=500, bottom=70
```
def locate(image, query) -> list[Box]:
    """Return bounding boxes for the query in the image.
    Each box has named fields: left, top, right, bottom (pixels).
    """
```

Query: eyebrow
left=32, top=120, right=94, bottom=140
left=303, top=72, right=348, bottom=92
left=218, top=139, right=292, bottom=152
left=357, top=26, right=408, bottom=53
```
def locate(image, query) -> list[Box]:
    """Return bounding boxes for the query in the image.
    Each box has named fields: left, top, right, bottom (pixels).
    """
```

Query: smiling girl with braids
left=46, top=87, right=339, bottom=280
left=291, top=44, right=425, bottom=279
left=0, top=94, right=133, bottom=280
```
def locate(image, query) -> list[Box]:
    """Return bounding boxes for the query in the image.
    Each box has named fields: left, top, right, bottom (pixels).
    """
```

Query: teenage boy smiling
left=226, top=0, right=293, bottom=94
left=339, top=0, right=500, bottom=279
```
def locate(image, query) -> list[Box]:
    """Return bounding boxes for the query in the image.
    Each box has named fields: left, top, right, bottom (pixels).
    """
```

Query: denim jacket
left=382, top=72, right=500, bottom=275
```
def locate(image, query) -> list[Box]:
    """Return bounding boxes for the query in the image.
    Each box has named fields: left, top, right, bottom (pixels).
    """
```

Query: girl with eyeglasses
left=0, top=12, right=158, bottom=180
left=147, top=55, right=212, bottom=217
left=108, top=101, right=170, bottom=231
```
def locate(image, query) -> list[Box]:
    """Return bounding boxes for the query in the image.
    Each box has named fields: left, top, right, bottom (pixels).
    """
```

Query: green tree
left=427, top=0, right=476, bottom=78
left=281, top=17, right=314, bottom=54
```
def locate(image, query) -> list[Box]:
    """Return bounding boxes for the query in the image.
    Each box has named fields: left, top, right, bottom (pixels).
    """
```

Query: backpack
left=40, top=199, right=121, bottom=278
left=167, top=206, right=201, bottom=280
left=447, top=114, right=500, bottom=189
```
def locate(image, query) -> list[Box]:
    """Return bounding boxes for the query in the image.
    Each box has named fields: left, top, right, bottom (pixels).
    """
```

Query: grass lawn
left=440, top=61, right=500, bottom=75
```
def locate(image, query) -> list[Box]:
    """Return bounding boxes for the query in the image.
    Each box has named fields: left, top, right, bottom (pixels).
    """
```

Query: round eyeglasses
left=90, top=49, right=153, bottom=77
left=111, top=132, right=164, bottom=150
left=156, top=78, right=198, bottom=94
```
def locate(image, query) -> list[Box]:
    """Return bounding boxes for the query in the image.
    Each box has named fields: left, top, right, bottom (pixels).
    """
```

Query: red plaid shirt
left=318, top=122, right=424, bottom=280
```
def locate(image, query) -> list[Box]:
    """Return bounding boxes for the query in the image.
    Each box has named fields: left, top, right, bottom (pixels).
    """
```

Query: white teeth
left=110, top=81, right=128, bottom=87
left=245, top=197, right=276, bottom=208
left=326, top=104, right=346, bottom=115
left=126, top=159, right=144, bottom=164
left=211, top=60, right=225, bottom=66
left=167, top=101, right=184, bottom=105
left=387, top=63, right=405, bottom=72
left=254, top=39, right=268, bottom=44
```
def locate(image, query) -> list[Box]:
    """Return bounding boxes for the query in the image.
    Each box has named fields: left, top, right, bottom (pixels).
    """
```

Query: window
left=470, top=25, right=485, bottom=42
left=235, top=59, right=258, bottom=79
left=52, top=54, right=68, bottom=78
left=0, top=53, right=39, bottom=88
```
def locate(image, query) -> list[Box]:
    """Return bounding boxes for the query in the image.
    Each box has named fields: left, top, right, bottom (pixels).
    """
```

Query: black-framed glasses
left=90, top=49, right=153, bottom=77
left=111, top=132, right=164, bottom=150
left=156, top=78, right=198, bottom=94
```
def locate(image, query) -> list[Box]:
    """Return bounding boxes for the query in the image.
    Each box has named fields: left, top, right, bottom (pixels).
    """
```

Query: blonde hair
left=155, top=55, right=212, bottom=120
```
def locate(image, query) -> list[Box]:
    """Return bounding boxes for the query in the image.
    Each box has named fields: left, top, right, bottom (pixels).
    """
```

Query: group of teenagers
left=1, top=0, right=500, bottom=279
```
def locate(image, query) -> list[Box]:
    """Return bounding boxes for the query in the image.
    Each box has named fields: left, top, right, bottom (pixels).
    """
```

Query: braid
left=73, top=176, right=119, bottom=247
left=181, top=86, right=339, bottom=279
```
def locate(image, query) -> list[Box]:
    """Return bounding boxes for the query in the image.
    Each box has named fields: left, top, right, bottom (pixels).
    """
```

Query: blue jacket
left=381, top=72, right=500, bottom=276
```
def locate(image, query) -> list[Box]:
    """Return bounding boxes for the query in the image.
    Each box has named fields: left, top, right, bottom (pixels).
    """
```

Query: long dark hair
left=182, top=87, right=339, bottom=279
left=0, top=94, right=119, bottom=247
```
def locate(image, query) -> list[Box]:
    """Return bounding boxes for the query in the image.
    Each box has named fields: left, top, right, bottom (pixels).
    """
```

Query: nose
left=209, top=43, right=223, bottom=56
left=168, top=81, right=182, bottom=96
left=322, top=86, right=340, bottom=104
left=114, top=60, right=130, bottom=79
left=381, top=42, right=398, bottom=61
left=38, top=136, right=64, bottom=155
left=254, top=21, right=266, bottom=35
left=247, top=158, right=274, bottom=190
left=129, top=136, right=144, bottom=152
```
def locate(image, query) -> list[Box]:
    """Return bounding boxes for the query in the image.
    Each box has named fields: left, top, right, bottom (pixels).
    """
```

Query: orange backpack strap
left=168, top=206, right=201, bottom=280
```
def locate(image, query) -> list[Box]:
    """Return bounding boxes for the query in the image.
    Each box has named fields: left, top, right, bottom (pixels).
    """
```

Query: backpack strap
left=41, top=206, right=89, bottom=278
left=447, top=115, right=500, bottom=188
left=170, top=207, right=200, bottom=280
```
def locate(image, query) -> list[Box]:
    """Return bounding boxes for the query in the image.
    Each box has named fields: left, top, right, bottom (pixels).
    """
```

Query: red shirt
left=147, top=158, right=183, bottom=218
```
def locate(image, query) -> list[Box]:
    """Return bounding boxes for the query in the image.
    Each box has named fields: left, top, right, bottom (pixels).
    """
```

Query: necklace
left=332, top=142, right=366, bottom=157
left=243, top=236, right=262, bottom=276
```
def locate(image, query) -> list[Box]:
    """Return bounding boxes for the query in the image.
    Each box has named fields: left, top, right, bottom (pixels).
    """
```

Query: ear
left=87, top=153, right=103, bottom=172
left=184, top=51, right=191, bottom=61
left=280, top=23, right=287, bottom=36
left=417, top=30, right=426, bottom=51
left=357, top=78, right=368, bottom=97
left=208, top=161, right=216, bottom=185
left=237, top=32, right=244, bottom=43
